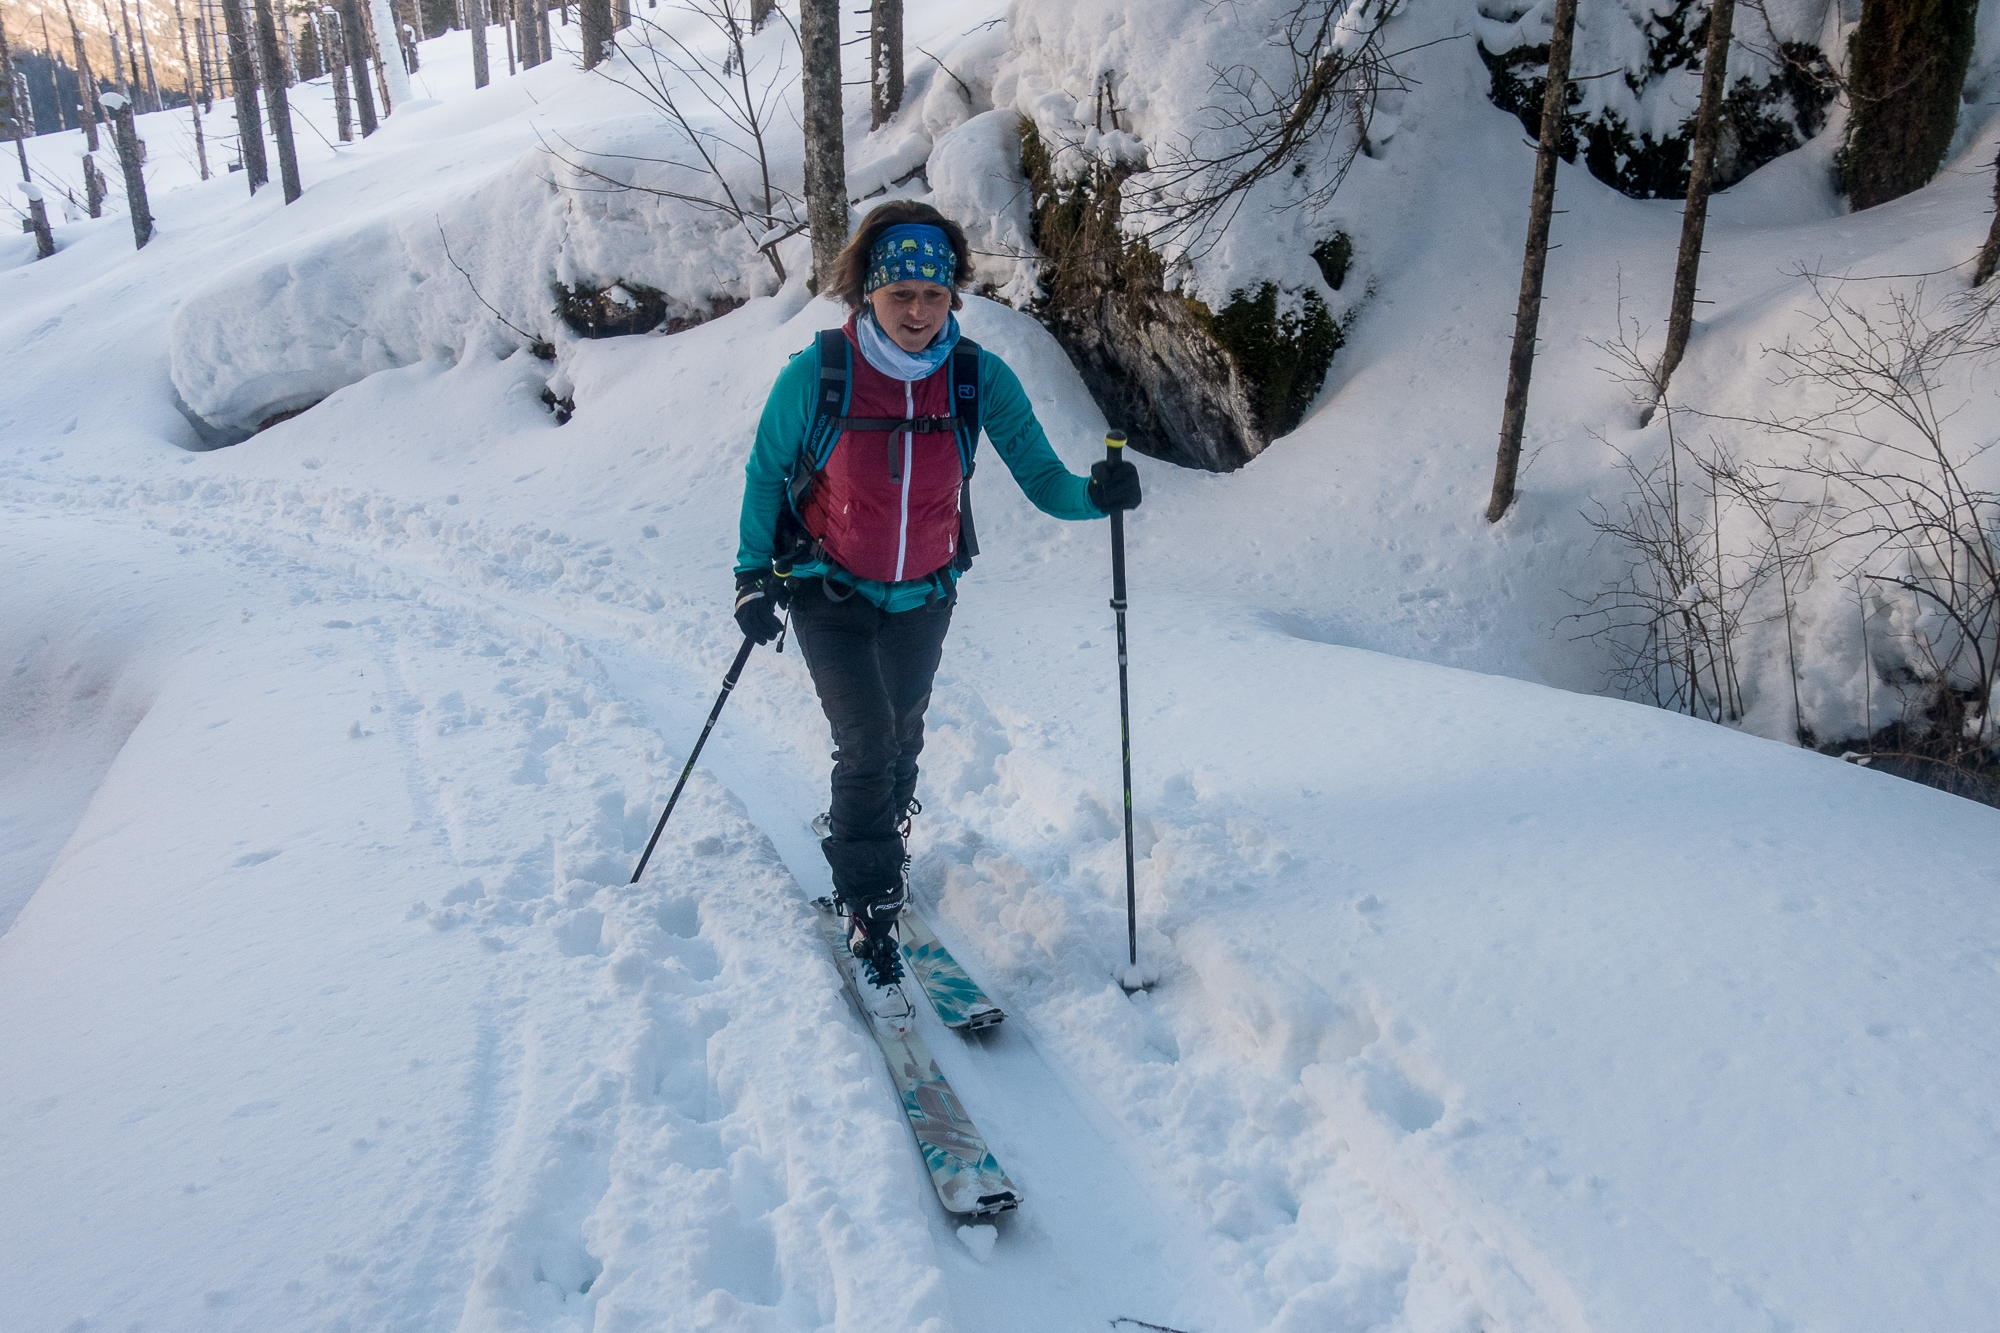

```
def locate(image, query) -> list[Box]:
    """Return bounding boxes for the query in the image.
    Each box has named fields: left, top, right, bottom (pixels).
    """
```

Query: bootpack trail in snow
left=0, top=472, right=1307, bottom=1332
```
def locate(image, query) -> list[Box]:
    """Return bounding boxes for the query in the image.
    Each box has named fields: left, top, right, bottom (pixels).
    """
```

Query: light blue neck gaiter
left=856, top=308, right=961, bottom=382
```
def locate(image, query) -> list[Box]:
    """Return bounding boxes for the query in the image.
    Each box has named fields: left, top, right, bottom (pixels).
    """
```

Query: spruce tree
left=1841, top=0, right=1979, bottom=209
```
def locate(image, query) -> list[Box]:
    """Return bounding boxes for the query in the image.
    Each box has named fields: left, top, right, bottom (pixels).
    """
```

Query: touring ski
left=898, top=910, right=1006, bottom=1030
left=812, top=898, right=1022, bottom=1218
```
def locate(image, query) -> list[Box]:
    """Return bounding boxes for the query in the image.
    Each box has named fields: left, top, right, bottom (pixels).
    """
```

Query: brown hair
left=830, top=200, right=974, bottom=311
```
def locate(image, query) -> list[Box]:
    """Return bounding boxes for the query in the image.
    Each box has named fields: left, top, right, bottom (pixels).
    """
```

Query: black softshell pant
left=789, top=577, right=953, bottom=908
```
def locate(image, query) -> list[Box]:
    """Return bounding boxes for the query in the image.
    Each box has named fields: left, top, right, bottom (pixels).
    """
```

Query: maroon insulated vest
left=799, top=320, right=972, bottom=584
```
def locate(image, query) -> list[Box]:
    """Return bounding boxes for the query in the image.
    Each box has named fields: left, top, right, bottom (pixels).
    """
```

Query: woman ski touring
left=733, top=201, right=1142, bottom=1026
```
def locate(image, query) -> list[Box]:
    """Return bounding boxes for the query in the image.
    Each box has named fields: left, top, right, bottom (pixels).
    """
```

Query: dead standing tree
left=341, top=0, right=377, bottom=134
left=253, top=0, right=301, bottom=199
left=799, top=0, right=845, bottom=288
left=172, top=0, right=211, bottom=178
left=100, top=89, right=152, bottom=245
left=581, top=0, right=611, bottom=68
left=1486, top=0, right=1577, bottom=523
left=467, top=0, right=489, bottom=88
left=558, top=0, right=805, bottom=283
left=3, top=14, right=58, bottom=258
left=222, top=0, right=270, bottom=187
left=63, top=0, right=103, bottom=153
left=868, top=0, right=900, bottom=130
left=320, top=8, right=353, bottom=138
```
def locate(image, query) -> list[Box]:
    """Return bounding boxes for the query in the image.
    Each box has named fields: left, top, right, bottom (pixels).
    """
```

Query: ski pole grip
left=1104, top=431, right=1129, bottom=610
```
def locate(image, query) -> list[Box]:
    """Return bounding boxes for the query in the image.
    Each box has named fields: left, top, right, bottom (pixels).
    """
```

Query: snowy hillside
left=6, top=4, right=2000, bottom=1332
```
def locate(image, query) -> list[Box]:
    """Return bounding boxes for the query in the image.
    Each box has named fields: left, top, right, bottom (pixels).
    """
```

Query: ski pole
left=1105, top=430, right=1140, bottom=982
left=630, top=634, right=757, bottom=885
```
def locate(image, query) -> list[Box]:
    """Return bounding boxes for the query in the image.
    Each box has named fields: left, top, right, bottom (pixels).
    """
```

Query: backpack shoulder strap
left=788, top=330, right=853, bottom=515
left=948, top=337, right=984, bottom=570
left=807, top=329, right=853, bottom=469
left=948, top=337, right=982, bottom=476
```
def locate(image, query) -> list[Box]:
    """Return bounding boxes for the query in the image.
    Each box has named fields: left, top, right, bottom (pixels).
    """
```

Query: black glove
left=1088, top=458, right=1142, bottom=513
left=734, top=569, right=786, bottom=645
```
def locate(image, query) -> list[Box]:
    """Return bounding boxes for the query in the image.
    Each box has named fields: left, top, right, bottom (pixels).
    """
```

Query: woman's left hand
left=1089, top=459, right=1143, bottom=513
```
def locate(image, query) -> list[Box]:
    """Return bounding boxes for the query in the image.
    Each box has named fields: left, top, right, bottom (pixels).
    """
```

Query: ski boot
left=838, top=872, right=913, bottom=1035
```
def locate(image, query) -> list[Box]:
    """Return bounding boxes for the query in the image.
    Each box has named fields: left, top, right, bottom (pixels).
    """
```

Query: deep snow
left=6, top=5, right=2000, bottom=1332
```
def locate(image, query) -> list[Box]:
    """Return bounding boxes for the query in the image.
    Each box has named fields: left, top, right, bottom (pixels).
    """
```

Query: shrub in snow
left=1476, top=0, right=1838, bottom=200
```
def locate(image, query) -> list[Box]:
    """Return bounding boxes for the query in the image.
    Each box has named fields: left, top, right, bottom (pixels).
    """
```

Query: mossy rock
left=1018, top=121, right=1348, bottom=470
left=1197, top=284, right=1344, bottom=442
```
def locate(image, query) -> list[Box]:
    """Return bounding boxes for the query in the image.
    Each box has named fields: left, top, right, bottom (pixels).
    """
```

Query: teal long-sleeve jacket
left=736, top=339, right=1105, bottom=611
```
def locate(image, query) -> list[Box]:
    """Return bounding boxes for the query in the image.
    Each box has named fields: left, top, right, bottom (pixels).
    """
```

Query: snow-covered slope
left=5, top=6, right=2000, bottom=1333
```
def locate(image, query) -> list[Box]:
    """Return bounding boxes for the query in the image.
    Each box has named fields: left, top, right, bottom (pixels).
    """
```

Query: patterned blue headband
left=865, top=224, right=958, bottom=293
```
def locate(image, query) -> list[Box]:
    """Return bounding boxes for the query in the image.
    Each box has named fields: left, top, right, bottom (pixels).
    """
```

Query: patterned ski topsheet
left=812, top=903, right=1022, bottom=1218
left=898, top=911, right=1006, bottom=1030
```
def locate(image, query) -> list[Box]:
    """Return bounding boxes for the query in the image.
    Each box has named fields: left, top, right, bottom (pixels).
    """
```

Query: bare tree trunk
left=253, top=0, right=300, bottom=200
left=2, top=15, right=58, bottom=258
left=281, top=8, right=299, bottom=84
left=579, top=0, right=607, bottom=68
left=1975, top=149, right=2000, bottom=287
left=398, top=0, right=420, bottom=70
left=172, top=0, right=210, bottom=178
left=1653, top=0, right=1735, bottom=408
left=800, top=0, right=846, bottom=290
left=196, top=11, right=213, bottom=108
left=221, top=0, right=269, bottom=188
left=468, top=0, right=489, bottom=87
left=102, top=90, right=151, bottom=245
left=64, top=0, right=103, bottom=152
left=750, top=0, right=771, bottom=33
left=136, top=2, right=164, bottom=111
left=537, top=0, right=553, bottom=62
left=117, top=2, right=145, bottom=108
left=515, top=0, right=536, bottom=66
left=340, top=0, right=377, bottom=133
left=85, top=152, right=106, bottom=215
left=868, top=0, right=900, bottom=130
left=103, top=4, right=131, bottom=104
left=503, top=0, right=515, bottom=74
left=611, top=0, right=627, bottom=33
left=367, top=0, right=409, bottom=110
left=38, top=12, right=70, bottom=133
left=1486, top=0, right=1577, bottom=524
left=323, top=10, right=352, bottom=139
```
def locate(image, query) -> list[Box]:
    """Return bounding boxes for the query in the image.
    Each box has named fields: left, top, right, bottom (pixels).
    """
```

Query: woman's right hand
left=734, top=570, right=786, bottom=644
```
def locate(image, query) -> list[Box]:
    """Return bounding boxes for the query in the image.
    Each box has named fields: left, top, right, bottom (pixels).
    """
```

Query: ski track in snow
left=0, top=456, right=1485, bottom=1332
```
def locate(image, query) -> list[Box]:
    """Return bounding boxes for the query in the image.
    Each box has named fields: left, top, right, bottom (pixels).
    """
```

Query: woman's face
left=867, top=280, right=954, bottom=353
